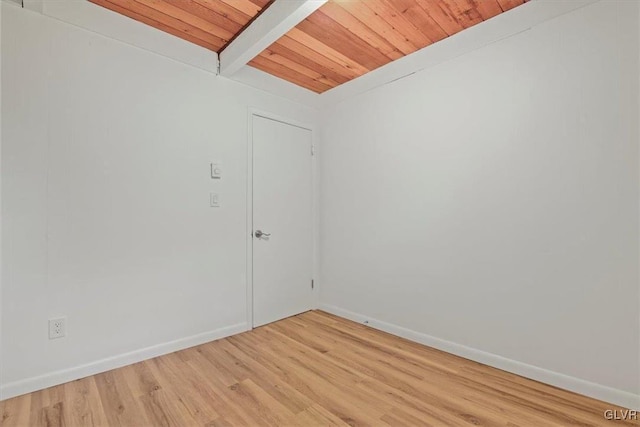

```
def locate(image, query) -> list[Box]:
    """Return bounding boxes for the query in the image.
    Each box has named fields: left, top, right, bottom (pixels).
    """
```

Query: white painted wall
left=0, top=2, right=317, bottom=398
left=319, top=0, right=639, bottom=408
left=41, top=0, right=218, bottom=74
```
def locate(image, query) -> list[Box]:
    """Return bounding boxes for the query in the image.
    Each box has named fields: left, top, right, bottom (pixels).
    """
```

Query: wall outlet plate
left=49, top=317, right=66, bottom=339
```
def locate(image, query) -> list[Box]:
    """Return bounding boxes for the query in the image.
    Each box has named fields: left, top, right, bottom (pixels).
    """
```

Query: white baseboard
left=319, top=303, right=640, bottom=411
left=0, top=322, right=249, bottom=401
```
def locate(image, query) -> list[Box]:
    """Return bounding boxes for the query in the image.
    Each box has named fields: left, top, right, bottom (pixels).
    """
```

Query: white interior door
left=252, top=115, right=313, bottom=327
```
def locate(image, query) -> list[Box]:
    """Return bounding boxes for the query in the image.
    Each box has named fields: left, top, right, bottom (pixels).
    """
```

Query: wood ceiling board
left=337, top=0, right=418, bottom=56
left=90, top=0, right=220, bottom=50
left=266, top=42, right=351, bottom=84
left=260, top=47, right=342, bottom=87
left=286, top=28, right=370, bottom=75
left=250, top=55, right=335, bottom=93
left=249, top=0, right=271, bottom=7
left=298, top=12, right=392, bottom=71
left=190, top=0, right=254, bottom=26
left=385, top=0, right=448, bottom=43
left=90, top=0, right=227, bottom=50
left=415, top=0, right=465, bottom=35
left=217, top=0, right=262, bottom=16
left=497, top=0, right=525, bottom=12
left=276, top=35, right=363, bottom=80
left=249, top=0, right=527, bottom=93
left=472, top=0, right=504, bottom=20
left=447, top=0, right=484, bottom=28
left=136, top=0, right=236, bottom=41
left=363, top=0, right=433, bottom=47
left=89, top=0, right=270, bottom=52
left=320, top=2, right=403, bottom=60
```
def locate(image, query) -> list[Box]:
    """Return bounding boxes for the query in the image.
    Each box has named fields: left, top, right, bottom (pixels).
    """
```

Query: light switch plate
left=210, top=193, right=220, bottom=207
left=211, top=163, right=222, bottom=179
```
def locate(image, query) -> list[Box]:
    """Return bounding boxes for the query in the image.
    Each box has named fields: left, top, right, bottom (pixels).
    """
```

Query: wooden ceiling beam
left=219, top=0, right=327, bottom=77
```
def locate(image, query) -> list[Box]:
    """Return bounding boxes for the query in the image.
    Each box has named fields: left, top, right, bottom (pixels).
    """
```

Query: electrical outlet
left=49, top=317, right=66, bottom=339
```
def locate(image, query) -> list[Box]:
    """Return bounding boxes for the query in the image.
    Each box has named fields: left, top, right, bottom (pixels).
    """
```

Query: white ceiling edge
left=220, top=0, right=326, bottom=76
left=40, top=0, right=218, bottom=74
left=316, top=0, right=600, bottom=109
left=228, top=66, right=321, bottom=108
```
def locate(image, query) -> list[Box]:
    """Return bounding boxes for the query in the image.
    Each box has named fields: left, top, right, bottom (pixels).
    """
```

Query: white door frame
left=246, top=108, right=319, bottom=329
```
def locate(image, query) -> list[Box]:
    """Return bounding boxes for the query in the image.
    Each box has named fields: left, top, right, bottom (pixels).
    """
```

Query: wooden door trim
left=246, top=108, right=317, bottom=329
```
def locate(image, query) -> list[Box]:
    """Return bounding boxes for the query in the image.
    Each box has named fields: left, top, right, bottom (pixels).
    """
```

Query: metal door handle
left=254, top=230, right=271, bottom=238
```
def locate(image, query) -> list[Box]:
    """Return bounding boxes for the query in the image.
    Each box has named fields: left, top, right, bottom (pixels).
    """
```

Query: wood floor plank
left=271, top=318, right=524, bottom=426
left=229, top=379, right=297, bottom=426
left=168, top=353, right=261, bottom=426
left=214, top=339, right=313, bottom=415
left=137, top=388, right=185, bottom=427
left=294, top=403, right=351, bottom=426
left=230, top=329, right=389, bottom=425
left=63, top=376, right=110, bottom=427
left=94, top=369, right=151, bottom=426
left=0, top=393, right=31, bottom=427
left=3, top=310, right=636, bottom=426
left=146, top=353, right=221, bottom=424
left=28, top=390, right=46, bottom=426
left=42, top=402, right=65, bottom=427
left=120, top=361, right=161, bottom=398
left=259, top=324, right=513, bottom=426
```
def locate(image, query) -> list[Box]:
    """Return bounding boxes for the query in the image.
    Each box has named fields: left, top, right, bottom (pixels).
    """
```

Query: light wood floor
left=1, top=310, right=635, bottom=426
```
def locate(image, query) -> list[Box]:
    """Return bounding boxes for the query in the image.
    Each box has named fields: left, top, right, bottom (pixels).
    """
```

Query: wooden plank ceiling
left=88, top=0, right=272, bottom=52
left=250, top=0, right=527, bottom=93
left=90, top=0, right=527, bottom=94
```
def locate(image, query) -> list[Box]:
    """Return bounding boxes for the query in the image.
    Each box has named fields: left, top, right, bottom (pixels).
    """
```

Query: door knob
left=254, top=230, right=271, bottom=239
